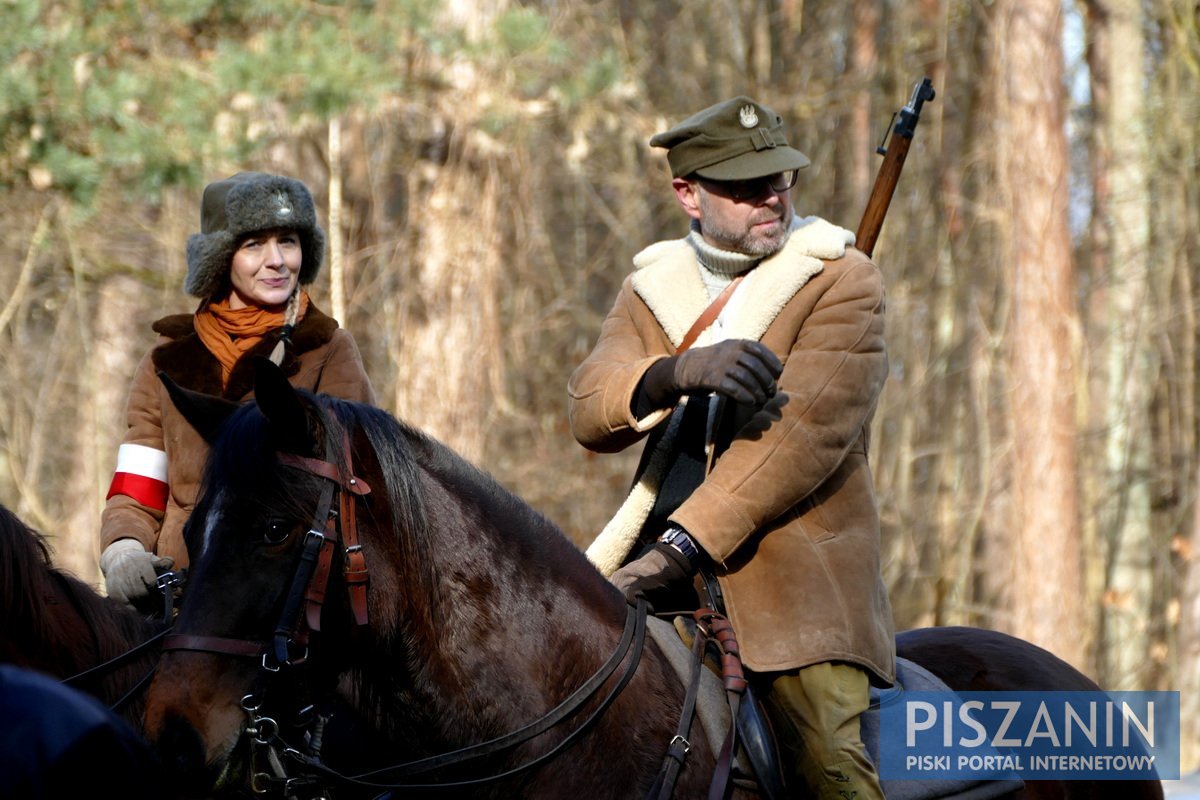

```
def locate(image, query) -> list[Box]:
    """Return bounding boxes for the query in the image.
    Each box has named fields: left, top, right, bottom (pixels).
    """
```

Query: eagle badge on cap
left=273, top=190, right=293, bottom=217
left=739, top=105, right=759, bottom=128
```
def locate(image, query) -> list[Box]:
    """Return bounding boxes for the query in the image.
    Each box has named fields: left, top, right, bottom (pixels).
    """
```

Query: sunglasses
left=696, top=170, right=799, bottom=202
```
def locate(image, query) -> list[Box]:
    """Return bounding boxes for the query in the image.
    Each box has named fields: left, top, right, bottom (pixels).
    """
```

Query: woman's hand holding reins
left=100, top=539, right=174, bottom=606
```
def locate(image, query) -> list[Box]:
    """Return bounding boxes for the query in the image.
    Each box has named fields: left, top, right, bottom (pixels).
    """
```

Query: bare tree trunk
left=67, top=274, right=148, bottom=585
left=63, top=226, right=100, bottom=583
left=1090, top=0, right=1155, bottom=690
left=1158, top=0, right=1200, bottom=768
left=994, top=0, right=1086, bottom=670
left=328, top=116, right=346, bottom=325
left=1079, top=0, right=1112, bottom=684
left=385, top=0, right=509, bottom=462
left=389, top=140, right=505, bottom=463
left=847, top=0, right=878, bottom=214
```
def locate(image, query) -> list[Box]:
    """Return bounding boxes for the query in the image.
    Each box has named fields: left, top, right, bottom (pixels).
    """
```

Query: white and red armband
left=106, top=444, right=169, bottom=511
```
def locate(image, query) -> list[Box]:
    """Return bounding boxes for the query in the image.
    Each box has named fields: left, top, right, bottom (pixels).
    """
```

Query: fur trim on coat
left=585, top=215, right=853, bottom=575
left=100, top=302, right=374, bottom=570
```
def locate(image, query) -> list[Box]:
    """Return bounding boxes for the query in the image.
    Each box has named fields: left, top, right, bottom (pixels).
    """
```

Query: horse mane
left=320, top=395, right=612, bottom=598
left=204, top=390, right=605, bottom=597
left=0, top=505, right=158, bottom=709
left=0, top=504, right=57, bottom=664
left=309, top=398, right=627, bottom=749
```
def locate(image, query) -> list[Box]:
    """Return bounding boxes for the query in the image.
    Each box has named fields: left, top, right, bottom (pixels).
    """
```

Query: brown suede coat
left=569, top=216, right=895, bottom=680
left=100, top=303, right=375, bottom=569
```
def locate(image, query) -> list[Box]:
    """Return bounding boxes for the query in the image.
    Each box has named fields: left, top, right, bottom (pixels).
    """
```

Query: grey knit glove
left=100, top=539, right=173, bottom=606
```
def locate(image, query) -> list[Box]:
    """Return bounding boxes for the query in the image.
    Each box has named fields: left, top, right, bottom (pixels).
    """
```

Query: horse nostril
left=153, top=714, right=212, bottom=795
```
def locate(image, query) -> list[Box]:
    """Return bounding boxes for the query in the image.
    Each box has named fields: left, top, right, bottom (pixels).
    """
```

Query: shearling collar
left=630, top=215, right=854, bottom=347
left=150, top=302, right=341, bottom=399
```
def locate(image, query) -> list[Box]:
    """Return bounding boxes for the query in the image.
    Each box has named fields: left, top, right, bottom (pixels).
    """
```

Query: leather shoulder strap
left=677, top=275, right=744, bottom=354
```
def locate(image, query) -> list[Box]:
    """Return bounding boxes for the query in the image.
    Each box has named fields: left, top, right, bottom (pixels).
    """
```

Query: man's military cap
left=650, top=96, right=811, bottom=180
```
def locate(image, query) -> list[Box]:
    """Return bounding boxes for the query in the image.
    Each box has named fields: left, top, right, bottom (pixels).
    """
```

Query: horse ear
left=158, top=372, right=239, bottom=444
left=251, top=357, right=313, bottom=451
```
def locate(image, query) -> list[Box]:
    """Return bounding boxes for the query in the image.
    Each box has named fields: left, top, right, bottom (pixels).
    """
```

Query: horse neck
left=335, top=434, right=699, bottom=792
left=405, top=513, right=632, bottom=732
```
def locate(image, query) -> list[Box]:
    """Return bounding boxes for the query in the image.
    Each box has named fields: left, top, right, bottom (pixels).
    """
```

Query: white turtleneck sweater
left=684, top=220, right=779, bottom=342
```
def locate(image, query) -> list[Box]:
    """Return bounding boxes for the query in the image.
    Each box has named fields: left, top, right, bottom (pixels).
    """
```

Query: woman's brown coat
left=100, top=303, right=375, bottom=570
left=569, top=216, right=895, bottom=680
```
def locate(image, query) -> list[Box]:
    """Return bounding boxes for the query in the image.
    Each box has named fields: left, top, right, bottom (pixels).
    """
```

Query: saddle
left=649, top=616, right=1024, bottom=800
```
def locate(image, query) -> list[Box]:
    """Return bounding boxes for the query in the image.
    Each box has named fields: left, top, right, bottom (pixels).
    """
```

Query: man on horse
left=569, top=95, right=895, bottom=800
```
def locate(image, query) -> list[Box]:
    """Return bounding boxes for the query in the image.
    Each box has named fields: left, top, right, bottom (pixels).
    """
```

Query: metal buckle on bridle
left=264, top=636, right=310, bottom=672
left=156, top=570, right=184, bottom=591
left=156, top=570, right=185, bottom=621
left=242, top=694, right=283, bottom=795
left=669, top=734, right=691, bottom=759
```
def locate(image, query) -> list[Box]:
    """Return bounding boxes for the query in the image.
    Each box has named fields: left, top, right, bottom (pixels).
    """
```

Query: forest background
left=2, top=0, right=1198, bottom=770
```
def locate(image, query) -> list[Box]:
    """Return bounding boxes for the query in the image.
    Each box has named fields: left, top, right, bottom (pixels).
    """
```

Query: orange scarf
left=194, top=291, right=310, bottom=386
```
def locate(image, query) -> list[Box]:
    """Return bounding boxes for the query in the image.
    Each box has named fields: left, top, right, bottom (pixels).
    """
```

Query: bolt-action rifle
left=855, top=77, right=936, bottom=258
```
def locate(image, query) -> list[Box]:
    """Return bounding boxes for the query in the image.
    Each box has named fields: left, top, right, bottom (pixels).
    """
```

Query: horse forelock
left=201, top=396, right=332, bottom=514
left=207, top=395, right=437, bottom=597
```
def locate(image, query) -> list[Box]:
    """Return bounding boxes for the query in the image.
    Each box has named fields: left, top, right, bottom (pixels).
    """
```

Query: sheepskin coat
left=100, top=303, right=375, bottom=570
left=569, top=216, right=895, bottom=680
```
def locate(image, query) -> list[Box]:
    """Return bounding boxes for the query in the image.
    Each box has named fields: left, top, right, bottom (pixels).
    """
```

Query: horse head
left=146, top=359, right=393, bottom=796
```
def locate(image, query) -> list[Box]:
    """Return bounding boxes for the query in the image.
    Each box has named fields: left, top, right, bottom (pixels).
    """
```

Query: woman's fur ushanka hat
left=184, top=172, right=326, bottom=299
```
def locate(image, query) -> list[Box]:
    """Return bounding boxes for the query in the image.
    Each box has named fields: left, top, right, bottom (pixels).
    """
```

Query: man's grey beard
left=697, top=197, right=794, bottom=257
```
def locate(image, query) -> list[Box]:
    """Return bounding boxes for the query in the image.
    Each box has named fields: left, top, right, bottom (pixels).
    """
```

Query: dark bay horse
left=0, top=503, right=165, bottom=728
left=0, top=505, right=173, bottom=798
left=0, top=502, right=346, bottom=799
left=146, top=362, right=724, bottom=799
left=143, top=360, right=1164, bottom=800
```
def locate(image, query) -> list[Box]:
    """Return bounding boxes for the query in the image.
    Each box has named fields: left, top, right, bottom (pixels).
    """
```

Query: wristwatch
left=659, top=525, right=700, bottom=568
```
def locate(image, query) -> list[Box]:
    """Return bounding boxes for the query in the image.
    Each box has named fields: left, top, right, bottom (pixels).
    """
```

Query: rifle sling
left=677, top=275, right=744, bottom=354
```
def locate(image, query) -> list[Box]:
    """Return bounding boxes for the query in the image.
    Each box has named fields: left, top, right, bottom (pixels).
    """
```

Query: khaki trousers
left=758, top=661, right=883, bottom=800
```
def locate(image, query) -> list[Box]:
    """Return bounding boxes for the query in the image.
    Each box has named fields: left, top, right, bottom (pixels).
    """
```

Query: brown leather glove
left=638, top=339, right=782, bottom=411
left=609, top=542, right=693, bottom=606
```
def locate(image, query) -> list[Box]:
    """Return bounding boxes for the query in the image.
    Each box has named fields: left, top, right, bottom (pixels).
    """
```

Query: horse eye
left=263, top=519, right=292, bottom=545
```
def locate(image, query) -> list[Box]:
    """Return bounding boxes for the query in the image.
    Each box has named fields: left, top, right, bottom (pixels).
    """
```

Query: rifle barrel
left=854, top=78, right=936, bottom=258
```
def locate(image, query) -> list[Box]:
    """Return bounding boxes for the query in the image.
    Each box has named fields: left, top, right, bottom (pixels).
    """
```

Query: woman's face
left=227, top=228, right=302, bottom=310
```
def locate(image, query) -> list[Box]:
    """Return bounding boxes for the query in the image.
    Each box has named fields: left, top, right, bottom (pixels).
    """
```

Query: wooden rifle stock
left=855, top=77, right=936, bottom=258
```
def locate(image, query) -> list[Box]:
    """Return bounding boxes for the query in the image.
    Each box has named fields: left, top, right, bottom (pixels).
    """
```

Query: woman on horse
left=99, top=171, right=375, bottom=610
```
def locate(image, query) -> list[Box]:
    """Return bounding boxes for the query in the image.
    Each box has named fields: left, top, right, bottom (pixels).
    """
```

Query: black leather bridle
left=162, top=429, right=371, bottom=671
